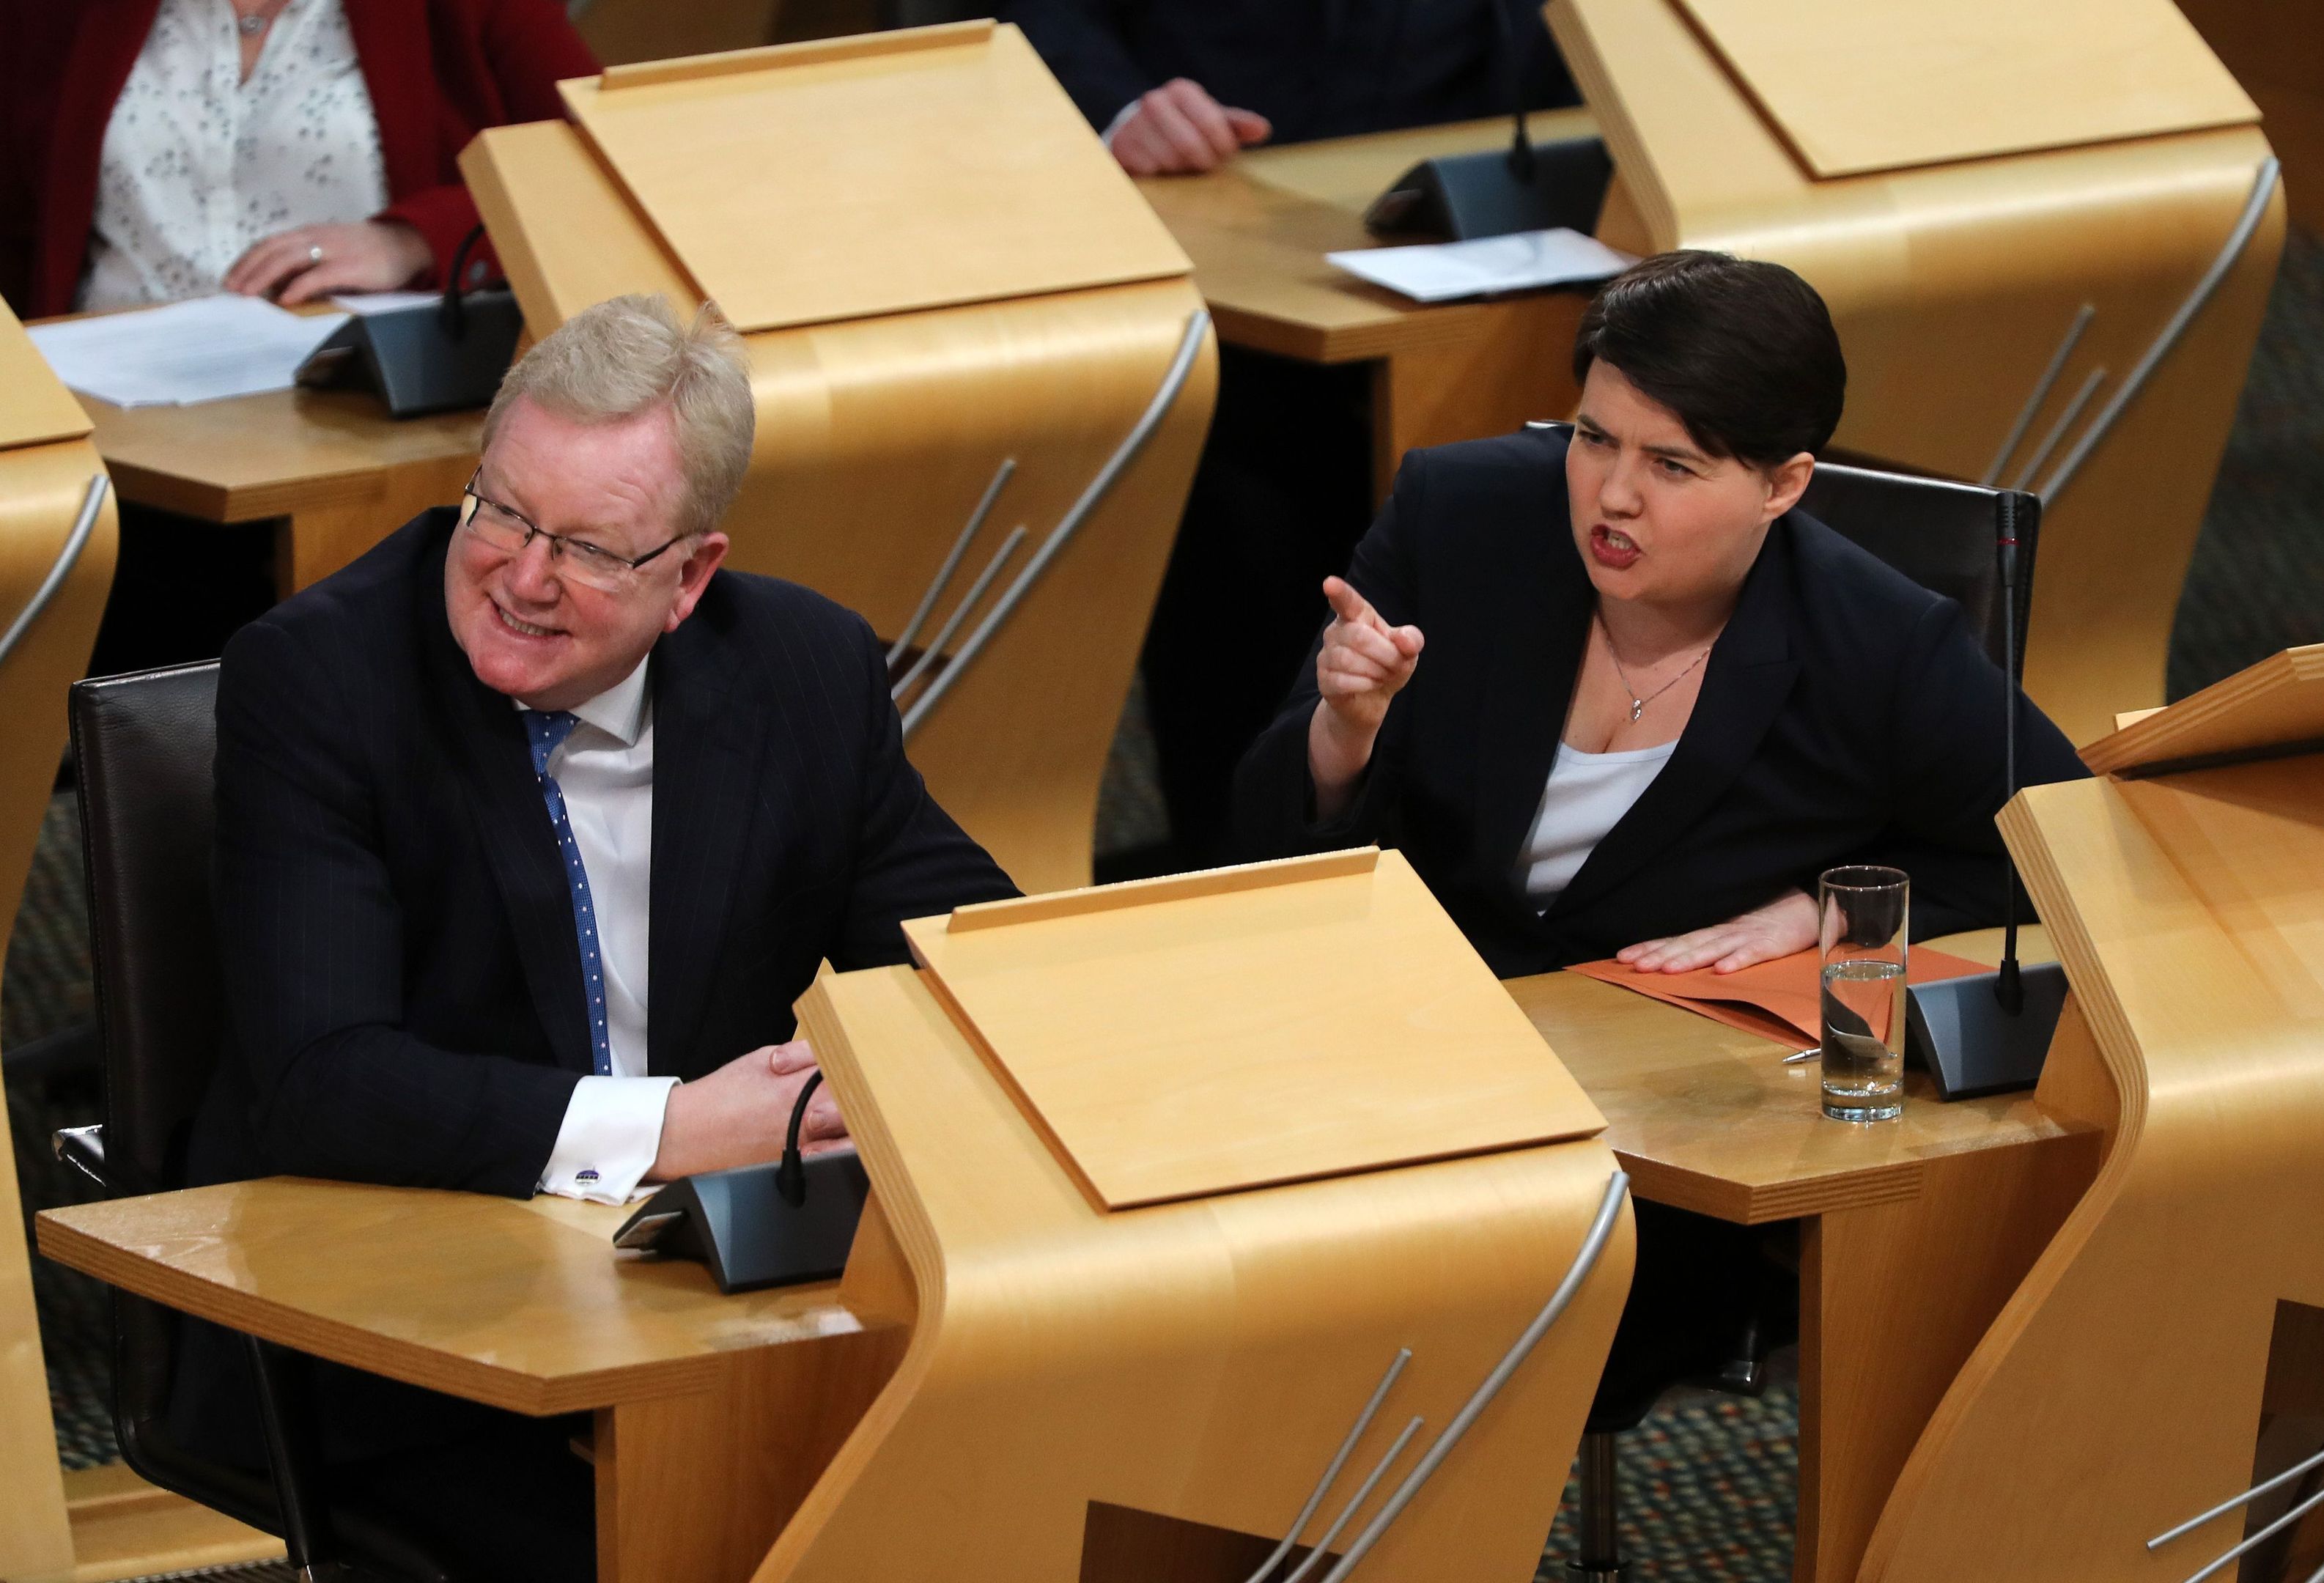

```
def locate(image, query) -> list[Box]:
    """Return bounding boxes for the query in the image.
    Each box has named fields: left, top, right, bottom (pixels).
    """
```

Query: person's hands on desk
left=1307, top=575, right=1425, bottom=824
left=222, top=219, right=431, bottom=306
left=1617, top=887, right=1819, bottom=975
left=1108, top=78, right=1271, bottom=174
left=647, top=1038, right=849, bottom=1182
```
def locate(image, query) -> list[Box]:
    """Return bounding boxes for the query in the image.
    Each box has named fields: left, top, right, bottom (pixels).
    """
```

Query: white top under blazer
left=1516, top=739, right=1678, bottom=907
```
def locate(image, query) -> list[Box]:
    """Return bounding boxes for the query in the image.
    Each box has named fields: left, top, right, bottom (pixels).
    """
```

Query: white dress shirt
left=1516, top=739, right=1677, bottom=908
left=79, top=0, right=390, bottom=310
left=530, top=657, right=679, bottom=1204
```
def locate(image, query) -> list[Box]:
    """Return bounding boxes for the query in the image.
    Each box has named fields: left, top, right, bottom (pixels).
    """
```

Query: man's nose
left=503, top=532, right=563, bottom=602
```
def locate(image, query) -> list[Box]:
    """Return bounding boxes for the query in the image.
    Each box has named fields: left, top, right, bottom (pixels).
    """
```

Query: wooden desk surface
left=1139, top=110, right=1600, bottom=364
left=81, top=388, right=482, bottom=525
left=35, top=935, right=2082, bottom=1425
left=1508, top=926, right=2086, bottom=1225
left=35, top=1177, right=866, bottom=1417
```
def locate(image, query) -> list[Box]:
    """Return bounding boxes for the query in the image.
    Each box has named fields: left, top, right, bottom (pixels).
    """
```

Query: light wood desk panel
left=1511, top=926, right=2104, bottom=1583
left=75, top=386, right=481, bottom=597
left=40, top=932, right=2100, bottom=1583
left=1140, top=114, right=1600, bottom=501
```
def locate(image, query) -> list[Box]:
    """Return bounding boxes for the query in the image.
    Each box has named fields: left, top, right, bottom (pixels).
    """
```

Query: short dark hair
left=1571, top=251, right=1847, bottom=466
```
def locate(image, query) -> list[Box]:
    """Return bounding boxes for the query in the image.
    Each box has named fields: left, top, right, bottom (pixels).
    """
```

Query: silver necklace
left=235, top=1, right=284, bottom=36
left=1599, top=613, right=1713, bottom=724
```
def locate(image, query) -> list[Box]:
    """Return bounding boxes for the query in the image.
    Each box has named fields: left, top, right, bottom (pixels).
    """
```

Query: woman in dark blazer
left=1235, top=249, right=2089, bottom=1423
left=1, top=0, right=596, bottom=317
left=1236, top=250, right=2087, bottom=982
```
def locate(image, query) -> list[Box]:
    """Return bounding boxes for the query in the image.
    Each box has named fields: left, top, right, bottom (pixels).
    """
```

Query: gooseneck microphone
left=1488, top=0, right=1536, bottom=182
left=1996, top=492, right=2026, bottom=1016
left=1900, top=487, right=2070, bottom=1099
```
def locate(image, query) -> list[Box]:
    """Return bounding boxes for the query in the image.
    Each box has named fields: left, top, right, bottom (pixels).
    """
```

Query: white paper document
left=1327, top=228, right=1636, bottom=304
left=331, top=289, right=443, bottom=316
left=26, top=295, right=350, bottom=407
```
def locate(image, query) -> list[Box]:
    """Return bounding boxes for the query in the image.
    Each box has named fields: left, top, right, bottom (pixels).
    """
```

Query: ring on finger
left=307, top=244, right=324, bottom=266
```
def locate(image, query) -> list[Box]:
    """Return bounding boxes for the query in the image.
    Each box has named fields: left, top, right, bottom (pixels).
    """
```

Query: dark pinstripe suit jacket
left=188, top=508, right=1017, bottom=1201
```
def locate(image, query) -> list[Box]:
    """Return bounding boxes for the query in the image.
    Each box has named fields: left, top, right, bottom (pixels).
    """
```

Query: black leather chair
left=1527, top=424, right=2044, bottom=1581
left=67, top=662, right=449, bottom=1583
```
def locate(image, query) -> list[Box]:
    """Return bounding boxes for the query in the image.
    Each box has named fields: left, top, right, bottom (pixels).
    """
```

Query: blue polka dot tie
left=523, top=710, right=613, bottom=1077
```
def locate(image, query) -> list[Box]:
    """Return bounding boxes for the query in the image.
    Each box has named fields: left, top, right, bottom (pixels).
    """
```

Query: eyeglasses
left=459, top=471, right=686, bottom=594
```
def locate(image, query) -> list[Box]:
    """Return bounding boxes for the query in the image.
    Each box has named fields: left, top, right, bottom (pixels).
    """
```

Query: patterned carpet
left=5, top=227, right=2320, bottom=1580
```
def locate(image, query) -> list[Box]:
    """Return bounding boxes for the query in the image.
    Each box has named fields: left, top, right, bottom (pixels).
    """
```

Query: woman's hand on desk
left=1617, top=887, right=1818, bottom=975
left=1307, top=577, right=1425, bottom=823
left=646, top=1039, right=850, bottom=1183
left=222, top=219, right=431, bottom=306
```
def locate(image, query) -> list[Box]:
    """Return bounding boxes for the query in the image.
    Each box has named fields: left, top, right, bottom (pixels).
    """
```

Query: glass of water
left=1818, top=866, right=1909, bottom=1122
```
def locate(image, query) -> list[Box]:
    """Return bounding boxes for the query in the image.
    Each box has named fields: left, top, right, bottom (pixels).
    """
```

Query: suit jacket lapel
left=1549, top=518, right=1804, bottom=921
left=1470, top=525, right=1596, bottom=906
left=412, top=519, right=595, bottom=1075
left=646, top=608, right=759, bottom=1077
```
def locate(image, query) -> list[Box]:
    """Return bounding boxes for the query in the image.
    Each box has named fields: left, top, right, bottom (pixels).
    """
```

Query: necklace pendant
left=237, top=12, right=265, bottom=34
left=1629, top=700, right=1645, bottom=723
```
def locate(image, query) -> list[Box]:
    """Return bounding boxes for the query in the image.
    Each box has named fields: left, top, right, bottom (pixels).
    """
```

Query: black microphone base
left=613, top=1151, right=870, bottom=1295
left=1904, top=962, right=2070, bottom=1101
left=1364, top=136, right=1613, bottom=243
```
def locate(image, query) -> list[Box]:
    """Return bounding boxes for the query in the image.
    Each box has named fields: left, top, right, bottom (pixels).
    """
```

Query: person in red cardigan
left=0, top=0, right=597, bottom=319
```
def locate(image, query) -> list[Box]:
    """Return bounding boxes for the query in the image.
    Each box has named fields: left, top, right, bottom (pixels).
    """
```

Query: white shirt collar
left=512, top=653, right=652, bottom=748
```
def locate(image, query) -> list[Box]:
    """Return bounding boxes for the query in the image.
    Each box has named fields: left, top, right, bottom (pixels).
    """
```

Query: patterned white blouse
left=78, top=0, right=389, bottom=311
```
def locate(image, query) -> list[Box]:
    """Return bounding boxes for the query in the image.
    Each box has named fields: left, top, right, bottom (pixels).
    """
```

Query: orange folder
left=1568, top=945, right=1990, bottom=1047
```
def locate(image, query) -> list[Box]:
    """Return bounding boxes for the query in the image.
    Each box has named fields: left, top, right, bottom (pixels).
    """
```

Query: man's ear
left=1763, top=452, right=1815, bottom=523
left=664, top=532, right=731, bottom=633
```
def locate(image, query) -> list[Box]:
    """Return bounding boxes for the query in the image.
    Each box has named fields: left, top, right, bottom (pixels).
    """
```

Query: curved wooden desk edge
left=770, top=964, right=1635, bottom=1582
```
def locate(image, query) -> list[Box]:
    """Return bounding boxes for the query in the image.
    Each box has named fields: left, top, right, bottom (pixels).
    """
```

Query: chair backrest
left=70, top=662, right=223, bottom=1200
left=1527, top=421, right=2041, bottom=674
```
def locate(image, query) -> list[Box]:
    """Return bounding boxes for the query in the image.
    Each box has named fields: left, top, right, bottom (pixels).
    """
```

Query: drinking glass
left=1818, top=866, right=1909, bottom=1122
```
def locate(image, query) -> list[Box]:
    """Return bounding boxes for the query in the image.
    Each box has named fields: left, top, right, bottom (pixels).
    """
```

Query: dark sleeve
left=1231, top=451, right=1428, bottom=863
left=1859, top=599, right=2089, bottom=940
left=372, top=0, right=599, bottom=289
left=830, top=617, right=1018, bottom=967
left=1000, top=0, right=1154, bottom=130
left=214, top=621, right=580, bottom=1196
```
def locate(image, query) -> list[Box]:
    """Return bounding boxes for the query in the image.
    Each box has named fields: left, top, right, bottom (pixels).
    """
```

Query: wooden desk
left=80, top=387, right=482, bottom=597
left=1140, top=114, right=1602, bottom=500
left=1510, top=926, right=2103, bottom=1583
left=37, top=1183, right=904, bottom=1583
left=39, top=929, right=2098, bottom=1583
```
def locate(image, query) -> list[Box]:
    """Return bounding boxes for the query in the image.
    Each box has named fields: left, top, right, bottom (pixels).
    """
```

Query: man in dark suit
left=1006, top=0, right=1582, bottom=871
left=177, top=293, right=1016, bottom=1579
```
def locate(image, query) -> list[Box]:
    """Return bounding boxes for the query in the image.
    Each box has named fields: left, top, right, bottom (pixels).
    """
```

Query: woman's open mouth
left=1589, top=525, right=1642, bottom=570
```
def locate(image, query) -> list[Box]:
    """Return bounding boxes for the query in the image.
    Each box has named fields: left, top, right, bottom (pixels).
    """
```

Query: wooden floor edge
left=62, top=1465, right=283, bottom=1583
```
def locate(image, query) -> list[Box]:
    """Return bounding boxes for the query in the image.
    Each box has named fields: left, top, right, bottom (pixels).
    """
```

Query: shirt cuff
left=539, top=1075, right=679, bottom=1204
left=1100, top=97, right=1142, bottom=150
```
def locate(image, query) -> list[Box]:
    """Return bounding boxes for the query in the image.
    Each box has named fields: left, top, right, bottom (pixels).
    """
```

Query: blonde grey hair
left=483, top=293, right=754, bottom=539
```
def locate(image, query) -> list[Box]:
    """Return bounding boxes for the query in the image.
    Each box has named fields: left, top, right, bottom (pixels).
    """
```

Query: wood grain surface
left=561, top=24, right=1187, bottom=333
left=468, top=93, right=1214, bottom=894
left=0, top=335, right=119, bottom=1583
left=36, top=1181, right=882, bottom=1417
left=1551, top=0, right=2283, bottom=744
left=1675, top=0, right=2254, bottom=177
left=1137, top=113, right=1598, bottom=499
left=60, top=1464, right=281, bottom=1583
left=1862, top=733, right=2324, bottom=1580
left=2081, top=641, right=2324, bottom=775
left=907, top=849, right=1603, bottom=1208
left=1508, top=933, right=2083, bottom=1227
left=0, top=310, right=92, bottom=449
left=775, top=962, right=1633, bottom=1582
